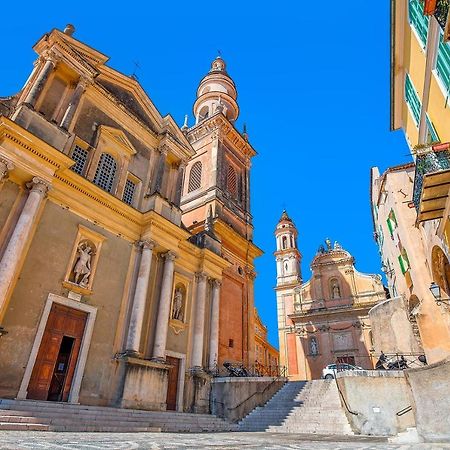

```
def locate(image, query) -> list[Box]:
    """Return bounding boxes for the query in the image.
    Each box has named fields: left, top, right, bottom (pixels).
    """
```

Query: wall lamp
left=429, top=282, right=450, bottom=306
left=0, top=327, right=8, bottom=338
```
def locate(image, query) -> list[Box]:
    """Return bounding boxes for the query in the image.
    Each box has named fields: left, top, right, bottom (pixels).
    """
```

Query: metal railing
left=413, top=146, right=450, bottom=211
left=208, top=362, right=287, bottom=378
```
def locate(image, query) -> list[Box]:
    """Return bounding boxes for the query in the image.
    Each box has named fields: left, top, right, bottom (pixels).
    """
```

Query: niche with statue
left=169, top=282, right=188, bottom=335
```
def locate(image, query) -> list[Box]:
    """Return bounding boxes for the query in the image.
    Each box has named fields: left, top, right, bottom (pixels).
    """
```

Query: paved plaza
left=0, top=432, right=448, bottom=450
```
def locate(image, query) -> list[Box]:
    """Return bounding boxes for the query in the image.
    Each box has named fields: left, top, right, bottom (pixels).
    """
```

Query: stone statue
left=310, top=337, right=318, bottom=356
left=172, top=287, right=184, bottom=321
left=332, top=281, right=341, bottom=299
left=318, top=245, right=325, bottom=254
left=325, top=238, right=332, bottom=251
left=73, top=242, right=92, bottom=287
left=334, top=241, right=342, bottom=250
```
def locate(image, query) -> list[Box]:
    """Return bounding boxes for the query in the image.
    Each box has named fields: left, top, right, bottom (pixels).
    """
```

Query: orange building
left=254, top=308, right=279, bottom=376
left=181, top=57, right=263, bottom=368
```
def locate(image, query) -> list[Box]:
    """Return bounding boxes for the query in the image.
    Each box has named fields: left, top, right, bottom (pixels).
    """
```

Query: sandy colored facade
left=254, top=308, right=279, bottom=375
left=0, top=25, right=263, bottom=412
left=275, top=212, right=386, bottom=380
left=382, top=0, right=450, bottom=363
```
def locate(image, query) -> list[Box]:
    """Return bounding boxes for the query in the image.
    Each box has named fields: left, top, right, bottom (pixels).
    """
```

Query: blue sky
left=1, top=2, right=411, bottom=348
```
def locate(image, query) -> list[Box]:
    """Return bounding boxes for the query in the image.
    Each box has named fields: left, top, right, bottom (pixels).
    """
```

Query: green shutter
left=426, top=114, right=439, bottom=143
left=405, top=74, right=421, bottom=125
left=398, top=255, right=407, bottom=274
left=387, top=218, right=394, bottom=235
left=436, top=33, right=450, bottom=92
left=409, top=0, right=430, bottom=47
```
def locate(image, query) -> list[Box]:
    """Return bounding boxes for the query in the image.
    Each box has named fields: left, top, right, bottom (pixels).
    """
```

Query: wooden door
left=27, top=304, right=87, bottom=401
left=166, top=356, right=180, bottom=411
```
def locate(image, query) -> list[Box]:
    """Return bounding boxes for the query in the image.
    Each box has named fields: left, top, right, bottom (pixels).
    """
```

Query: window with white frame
left=123, top=178, right=137, bottom=205
left=71, top=145, right=89, bottom=175
left=93, top=153, right=117, bottom=193
left=435, top=31, right=450, bottom=94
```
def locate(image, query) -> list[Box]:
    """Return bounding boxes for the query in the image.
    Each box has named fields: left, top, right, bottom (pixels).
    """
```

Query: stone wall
left=336, top=370, right=415, bottom=436
left=369, top=297, right=422, bottom=354
left=210, top=377, right=286, bottom=423
left=405, top=357, right=450, bottom=442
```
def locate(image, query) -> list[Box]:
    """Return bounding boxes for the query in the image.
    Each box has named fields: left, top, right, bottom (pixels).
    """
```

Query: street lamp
left=429, top=282, right=450, bottom=306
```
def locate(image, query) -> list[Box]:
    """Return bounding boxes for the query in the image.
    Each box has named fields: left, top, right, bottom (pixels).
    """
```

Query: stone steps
left=238, top=380, right=354, bottom=435
left=0, top=399, right=237, bottom=432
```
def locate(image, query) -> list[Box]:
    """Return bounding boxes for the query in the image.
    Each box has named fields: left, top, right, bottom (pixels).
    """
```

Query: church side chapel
left=0, top=24, right=264, bottom=413
left=274, top=211, right=386, bottom=380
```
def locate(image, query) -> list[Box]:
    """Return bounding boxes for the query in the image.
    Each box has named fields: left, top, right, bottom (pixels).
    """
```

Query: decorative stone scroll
left=63, top=225, right=106, bottom=295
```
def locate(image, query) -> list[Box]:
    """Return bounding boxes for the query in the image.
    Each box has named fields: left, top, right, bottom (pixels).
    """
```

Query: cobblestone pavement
left=0, top=432, right=449, bottom=450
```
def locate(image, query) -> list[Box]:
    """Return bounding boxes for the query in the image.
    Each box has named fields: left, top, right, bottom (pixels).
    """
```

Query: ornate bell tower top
left=193, top=56, right=239, bottom=124
left=274, top=210, right=302, bottom=286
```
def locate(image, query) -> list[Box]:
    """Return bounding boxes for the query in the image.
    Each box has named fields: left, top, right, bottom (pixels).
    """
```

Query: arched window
left=93, top=153, right=117, bottom=193
left=330, top=278, right=341, bottom=299
left=309, top=337, right=319, bottom=356
left=284, top=260, right=289, bottom=273
left=227, top=165, right=237, bottom=198
left=282, top=236, right=287, bottom=250
left=188, top=161, right=202, bottom=193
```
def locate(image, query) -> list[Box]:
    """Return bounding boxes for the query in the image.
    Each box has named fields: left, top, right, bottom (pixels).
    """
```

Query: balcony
left=413, top=143, right=450, bottom=221
left=424, top=0, right=450, bottom=40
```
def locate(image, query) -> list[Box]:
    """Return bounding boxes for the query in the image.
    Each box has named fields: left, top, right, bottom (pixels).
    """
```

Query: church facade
left=274, top=211, right=386, bottom=380
left=0, top=25, right=262, bottom=412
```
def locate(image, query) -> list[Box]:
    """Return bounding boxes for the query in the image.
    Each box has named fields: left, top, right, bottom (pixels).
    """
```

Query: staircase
left=238, top=380, right=354, bottom=435
left=0, top=399, right=238, bottom=432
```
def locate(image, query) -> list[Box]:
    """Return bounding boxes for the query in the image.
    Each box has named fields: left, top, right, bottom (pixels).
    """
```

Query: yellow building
left=387, top=0, right=450, bottom=362
left=0, top=24, right=263, bottom=413
left=254, top=308, right=279, bottom=376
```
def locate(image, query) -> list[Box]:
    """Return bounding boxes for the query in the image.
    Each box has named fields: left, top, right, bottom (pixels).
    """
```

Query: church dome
left=193, top=56, right=239, bottom=124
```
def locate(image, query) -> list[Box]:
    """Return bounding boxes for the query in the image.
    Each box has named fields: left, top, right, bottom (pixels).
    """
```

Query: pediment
left=97, top=125, right=136, bottom=156
left=96, top=67, right=164, bottom=134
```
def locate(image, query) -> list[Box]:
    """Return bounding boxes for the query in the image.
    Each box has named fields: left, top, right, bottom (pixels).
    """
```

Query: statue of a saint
left=332, top=281, right=341, bottom=299
left=325, top=238, right=332, bottom=251
left=310, top=337, right=319, bottom=356
left=172, top=288, right=184, bottom=321
left=73, top=243, right=92, bottom=287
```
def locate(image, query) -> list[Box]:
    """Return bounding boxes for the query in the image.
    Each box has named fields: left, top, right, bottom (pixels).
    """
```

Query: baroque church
left=0, top=24, right=266, bottom=412
left=274, top=211, right=386, bottom=380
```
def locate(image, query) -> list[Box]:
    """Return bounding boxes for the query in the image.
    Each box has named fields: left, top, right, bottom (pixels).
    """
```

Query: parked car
left=322, top=363, right=363, bottom=379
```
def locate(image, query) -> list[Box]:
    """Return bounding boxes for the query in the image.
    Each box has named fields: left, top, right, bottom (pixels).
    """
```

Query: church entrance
left=166, top=356, right=180, bottom=411
left=27, top=303, right=87, bottom=401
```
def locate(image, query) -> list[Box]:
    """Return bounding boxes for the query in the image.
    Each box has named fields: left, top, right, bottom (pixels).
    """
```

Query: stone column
left=125, top=240, right=155, bottom=355
left=173, top=161, right=186, bottom=206
left=191, top=272, right=208, bottom=369
left=0, top=177, right=50, bottom=316
left=152, top=251, right=176, bottom=362
left=151, top=146, right=168, bottom=195
left=60, top=77, right=88, bottom=130
left=208, top=279, right=221, bottom=369
left=22, top=55, right=57, bottom=108
left=0, top=157, right=14, bottom=182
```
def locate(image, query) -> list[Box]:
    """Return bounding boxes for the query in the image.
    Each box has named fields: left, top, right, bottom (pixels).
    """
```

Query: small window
left=93, top=153, right=117, bottom=193
left=282, top=236, right=287, bottom=249
left=188, top=161, right=202, bottom=192
left=228, top=339, right=234, bottom=348
left=227, top=165, right=238, bottom=198
left=71, top=145, right=88, bottom=175
left=123, top=178, right=136, bottom=206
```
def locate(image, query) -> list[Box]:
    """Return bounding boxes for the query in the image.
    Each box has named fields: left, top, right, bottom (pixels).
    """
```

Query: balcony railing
left=413, top=143, right=450, bottom=221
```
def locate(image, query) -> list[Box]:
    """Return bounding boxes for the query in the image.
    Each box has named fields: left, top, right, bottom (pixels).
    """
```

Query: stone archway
left=431, top=246, right=450, bottom=298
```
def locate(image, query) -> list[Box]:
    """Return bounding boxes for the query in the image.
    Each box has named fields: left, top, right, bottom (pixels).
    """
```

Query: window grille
left=405, top=74, right=421, bottom=124
left=227, top=165, right=238, bottom=198
left=188, top=161, right=202, bottom=192
left=409, top=0, right=430, bottom=47
left=71, top=145, right=88, bottom=175
left=123, top=178, right=136, bottom=205
left=93, top=153, right=117, bottom=193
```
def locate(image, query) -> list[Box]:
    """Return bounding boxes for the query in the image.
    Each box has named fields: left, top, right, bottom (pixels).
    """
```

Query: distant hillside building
left=274, top=211, right=386, bottom=380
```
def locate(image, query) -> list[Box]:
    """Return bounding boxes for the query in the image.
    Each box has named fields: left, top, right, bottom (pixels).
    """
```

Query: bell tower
left=181, top=56, right=262, bottom=367
left=275, top=210, right=302, bottom=286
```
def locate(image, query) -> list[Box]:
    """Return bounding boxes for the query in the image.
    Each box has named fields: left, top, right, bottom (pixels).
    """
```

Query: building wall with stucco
left=0, top=25, right=258, bottom=413
left=274, top=212, right=385, bottom=380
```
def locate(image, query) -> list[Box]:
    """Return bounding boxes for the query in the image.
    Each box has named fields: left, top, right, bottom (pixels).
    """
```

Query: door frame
left=165, top=350, right=185, bottom=412
left=17, top=293, right=97, bottom=403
